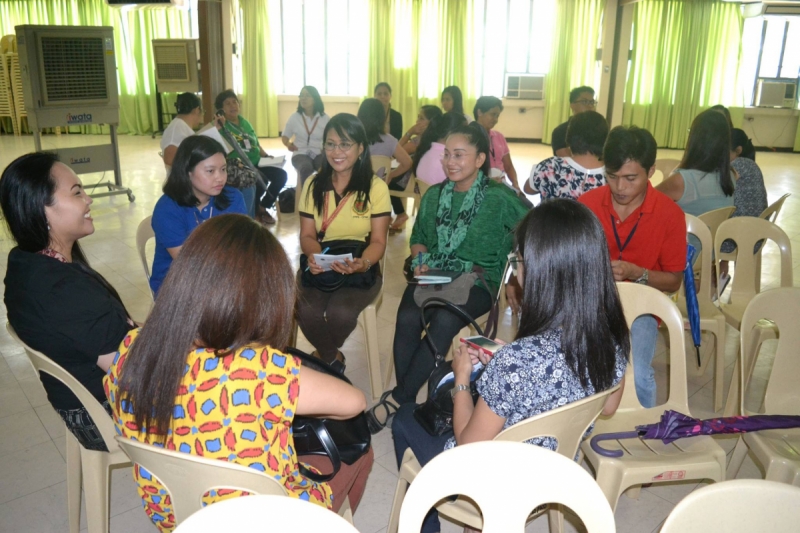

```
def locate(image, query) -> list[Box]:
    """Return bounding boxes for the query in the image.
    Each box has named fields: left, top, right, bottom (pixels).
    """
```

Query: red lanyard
left=317, top=191, right=351, bottom=241
left=302, top=114, right=320, bottom=145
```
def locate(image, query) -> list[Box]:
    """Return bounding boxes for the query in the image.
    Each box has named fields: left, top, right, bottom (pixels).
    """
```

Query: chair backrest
left=660, top=479, right=800, bottom=533
left=136, top=216, right=154, bottom=282
left=616, top=283, right=689, bottom=411
left=371, top=155, right=392, bottom=179
left=653, top=158, right=681, bottom=185
left=398, top=441, right=615, bottom=533
left=494, top=385, right=620, bottom=461
left=415, top=177, right=431, bottom=199
left=738, top=287, right=800, bottom=416
left=696, top=206, right=735, bottom=245
left=173, top=494, right=358, bottom=533
left=682, top=214, right=714, bottom=303
left=715, top=217, right=792, bottom=305
left=114, top=436, right=289, bottom=525
left=6, top=323, right=121, bottom=452
left=760, top=193, right=790, bottom=223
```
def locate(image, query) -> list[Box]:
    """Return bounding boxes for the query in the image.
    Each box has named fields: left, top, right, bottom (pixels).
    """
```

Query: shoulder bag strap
left=296, top=418, right=342, bottom=482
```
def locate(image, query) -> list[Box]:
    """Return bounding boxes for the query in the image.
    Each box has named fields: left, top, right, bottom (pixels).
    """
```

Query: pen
left=305, top=247, right=330, bottom=271
left=417, top=251, right=423, bottom=270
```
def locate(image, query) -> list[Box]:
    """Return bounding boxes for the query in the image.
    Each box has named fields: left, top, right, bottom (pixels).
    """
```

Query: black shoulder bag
left=288, top=347, right=371, bottom=482
left=412, top=295, right=499, bottom=436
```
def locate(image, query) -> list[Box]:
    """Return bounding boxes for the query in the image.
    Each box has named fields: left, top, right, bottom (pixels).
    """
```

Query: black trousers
left=391, top=284, right=492, bottom=404
left=256, top=166, right=288, bottom=209
left=388, top=177, right=406, bottom=215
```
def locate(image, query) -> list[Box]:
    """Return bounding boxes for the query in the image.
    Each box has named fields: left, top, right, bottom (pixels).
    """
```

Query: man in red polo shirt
left=579, top=126, right=685, bottom=407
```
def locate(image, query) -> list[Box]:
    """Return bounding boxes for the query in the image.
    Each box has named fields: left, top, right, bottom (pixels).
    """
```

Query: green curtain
left=0, top=0, right=192, bottom=135
left=622, top=0, right=744, bottom=148
left=541, top=0, right=604, bottom=144
left=239, top=0, right=280, bottom=137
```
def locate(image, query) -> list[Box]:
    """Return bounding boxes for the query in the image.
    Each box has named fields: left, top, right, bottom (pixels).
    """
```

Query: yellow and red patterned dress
left=104, top=329, right=332, bottom=532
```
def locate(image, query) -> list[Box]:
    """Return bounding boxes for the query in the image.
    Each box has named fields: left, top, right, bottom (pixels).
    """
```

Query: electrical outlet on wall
left=745, top=116, right=754, bottom=122
left=518, top=108, right=527, bottom=114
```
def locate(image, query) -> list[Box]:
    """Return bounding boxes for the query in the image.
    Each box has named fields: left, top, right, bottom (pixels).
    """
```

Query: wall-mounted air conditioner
left=106, top=0, right=187, bottom=7
left=742, top=1, right=800, bottom=17
left=755, top=78, right=798, bottom=108
left=505, top=74, right=545, bottom=100
left=152, top=39, right=200, bottom=92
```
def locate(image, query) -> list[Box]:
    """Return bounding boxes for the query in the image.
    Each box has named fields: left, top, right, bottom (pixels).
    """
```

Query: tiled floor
left=0, top=132, right=798, bottom=533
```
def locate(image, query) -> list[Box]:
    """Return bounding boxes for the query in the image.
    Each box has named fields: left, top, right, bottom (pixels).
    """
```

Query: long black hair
left=412, top=111, right=467, bottom=176
left=420, top=105, right=443, bottom=122
left=357, top=98, right=386, bottom=145
left=163, top=136, right=233, bottom=209
left=442, top=85, right=465, bottom=115
left=445, top=123, right=492, bottom=177
left=308, top=113, right=374, bottom=215
left=297, top=85, right=325, bottom=116
left=680, top=109, right=734, bottom=197
left=515, top=200, right=629, bottom=391
left=0, top=152, right=128, bottom=314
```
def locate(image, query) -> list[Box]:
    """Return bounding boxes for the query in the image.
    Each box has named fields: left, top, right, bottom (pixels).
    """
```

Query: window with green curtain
left=541, top=0, right=604, bottom=145
left=621, top=0, right=744, bottom=148
left=238, top=0, right=281, bottom=137
left=0, top=0, right=192, bottom=135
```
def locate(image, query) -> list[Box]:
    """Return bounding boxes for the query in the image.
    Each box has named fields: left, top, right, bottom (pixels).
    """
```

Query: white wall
left=496, top=99, right=545, bottom=140
left=741, top=108, right=799, bottom=149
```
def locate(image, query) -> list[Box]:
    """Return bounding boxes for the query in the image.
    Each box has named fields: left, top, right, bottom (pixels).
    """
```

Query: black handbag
left=412, top=296, right=499, bottom=436
left=287, top=347, right=371, bottom=482
left=299, top=240, right=379, bottom=292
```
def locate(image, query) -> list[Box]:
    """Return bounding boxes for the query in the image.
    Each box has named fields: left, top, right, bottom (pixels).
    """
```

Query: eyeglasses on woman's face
left=323, top=141, right=356, bottom=152
left=507, top=252, right=522, bottom=276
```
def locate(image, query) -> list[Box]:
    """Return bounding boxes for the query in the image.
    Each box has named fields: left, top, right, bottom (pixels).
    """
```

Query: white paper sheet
left=313, top=253, right=354, bottom=271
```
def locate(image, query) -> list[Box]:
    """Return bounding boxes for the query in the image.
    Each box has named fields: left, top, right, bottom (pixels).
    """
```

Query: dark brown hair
left=117, top=214, right=296, bottom=436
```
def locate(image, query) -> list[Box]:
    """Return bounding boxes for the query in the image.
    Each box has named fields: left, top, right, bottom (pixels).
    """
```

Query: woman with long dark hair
left=282, top=85, right=330, bottom=193
left=391, top=200, right=629, bottom=533
left=441, top=85, right=472, bottom=122
left=367, top=124, right=528, bottom=432
left=150, top=136, right=246, bottom=295
left=657, top=109, right=737, bottom=217
left=297, top=113, right=391, bottom=371
left=399, top=105, right=442, bottom=155
left=1, top=152, right=134, bottom=451
left=106, top=215, right=373, bottom=532
left=374, top=82, right=403, bottom=140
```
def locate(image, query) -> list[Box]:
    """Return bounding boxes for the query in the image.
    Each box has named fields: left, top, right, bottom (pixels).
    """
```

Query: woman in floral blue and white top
left=525, top=110, right=609, bottom=201
left=391, top=199, right=629, bottom=533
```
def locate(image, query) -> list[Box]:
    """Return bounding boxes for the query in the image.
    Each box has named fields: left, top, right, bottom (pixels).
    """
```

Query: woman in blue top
left=391, top=200, right=629, bottom=533
left=150, top=136, right=247, bottom=295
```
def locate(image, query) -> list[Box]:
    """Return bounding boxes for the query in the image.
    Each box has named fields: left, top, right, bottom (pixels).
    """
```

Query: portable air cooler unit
left=15, top=25, right=134, bottom=202
left=152, top=39, right=200, bottom=93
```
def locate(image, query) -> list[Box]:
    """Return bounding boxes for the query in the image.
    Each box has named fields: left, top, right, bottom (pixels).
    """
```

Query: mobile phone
left=460, top=335, right=504, bottom=356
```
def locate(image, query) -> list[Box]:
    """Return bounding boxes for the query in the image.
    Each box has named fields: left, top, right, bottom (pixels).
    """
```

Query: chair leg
left=66, top=432, right=82, bottom=533
left=726, top=436, right=749, bottom=479
left=337, top=496, right=354, bottom=524
left=624, top=485, right=641, bottom=501
left=81, top=450, right=111, bottom=533
left=547, top=505, right=564, bottom=533
left=713, top=321, right=726, bottom=412
left=387, top=475, right=410, bottom=533
left=360, top=307, right=383, bottom=401
left=723, top=358, right=741, bottom=418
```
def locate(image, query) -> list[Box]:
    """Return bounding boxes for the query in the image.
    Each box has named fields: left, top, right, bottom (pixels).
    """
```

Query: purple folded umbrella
left=591, top=410, right=800, bottom=458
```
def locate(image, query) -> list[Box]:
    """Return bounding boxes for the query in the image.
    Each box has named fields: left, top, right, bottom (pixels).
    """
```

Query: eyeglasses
left=441, top=151, right=476, bottom=163
left=575, top=99, right=597, bottom=107
left=507, top=252, right=521, bottom=275
left=323, top=141, right=356, bottom=152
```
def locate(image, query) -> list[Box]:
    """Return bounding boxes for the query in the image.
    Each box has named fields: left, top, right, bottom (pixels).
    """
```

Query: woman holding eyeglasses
left=367, top=123, right=528, bottom=432
left=296, top=113, right=391, bottom=372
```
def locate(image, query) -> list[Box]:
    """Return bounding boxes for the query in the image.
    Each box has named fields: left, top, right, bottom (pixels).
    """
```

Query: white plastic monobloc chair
left=7, top=323, right=131, bottom=533
left=173, top=494, right=359, bottom=533
left=397, top=441, right=616, bottom=533
left=115, top=436, right=354, bottom=526
left=136, top=216, right=154, bottom=283
left=660, top=479, right=800, bottom=533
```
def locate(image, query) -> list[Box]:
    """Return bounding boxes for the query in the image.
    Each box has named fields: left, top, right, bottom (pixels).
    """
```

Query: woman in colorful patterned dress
left=105, top=214, right=373, bottom=532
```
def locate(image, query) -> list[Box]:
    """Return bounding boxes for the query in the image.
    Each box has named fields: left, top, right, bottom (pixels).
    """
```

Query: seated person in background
left=107, top=214, right=373, bottom=532
left=392, top=200, right=628, bottom=533
left=526, top=110, right=608, bottom=200
left=551, top=86, right=597, bottom=157
left=412, top=112, right=468, bottom=186
left=282, top=85, right=330, bottom=195
left=216, top=89, right=287, bottom=224
left=399, top=105, right=442, bottom=155
left=374, top=82, right=403, bottom=140
left=579, top=125, right=685, bottom=408
left=1, top=152, right=134, bottom=451
left=711, top=104, right=756, bottom=161
left=441, top=85, right=473, bottom=123
left=297, top=113, right=391, bottom=372
left=473, top=96, right=520, bottom=192
left=161, top=92, right=203, bottom=173
left=357, top=98, right=413, bottom=233
left=657, top=109, right=736, bottom=218
left=150, top=136, right=246, bottom=295
left=367, top=124, right=528, bottom=433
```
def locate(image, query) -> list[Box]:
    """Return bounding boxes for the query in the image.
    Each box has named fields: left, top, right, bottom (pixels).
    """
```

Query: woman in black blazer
left=374, top=82, right=403, bottom=140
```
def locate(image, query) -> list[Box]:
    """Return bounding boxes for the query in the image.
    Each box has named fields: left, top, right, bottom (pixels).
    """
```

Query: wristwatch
left=451, top=383, right=470, bottom=399
left=634, top=268, right=649, bottom=285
